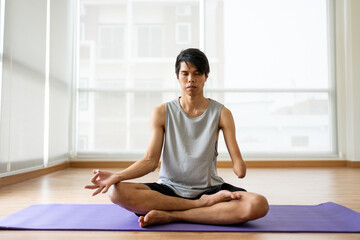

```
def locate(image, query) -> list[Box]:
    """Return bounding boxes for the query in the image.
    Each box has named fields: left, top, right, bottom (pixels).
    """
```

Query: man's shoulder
left=220, top=105, right=232, bottom=117
left=151, top=104, right=166, bottom=128
left=152, top=98, right=179, bottom=117
left=153, top=103, right=166, bottom=115
left=219, top=105, right=235, bottom=128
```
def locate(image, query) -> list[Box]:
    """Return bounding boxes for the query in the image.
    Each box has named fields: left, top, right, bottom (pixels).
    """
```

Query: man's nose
left=187, top=74, right=194, bottom=82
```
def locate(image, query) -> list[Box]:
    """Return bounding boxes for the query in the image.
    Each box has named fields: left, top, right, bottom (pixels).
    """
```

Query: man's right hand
left=84, top=169, right=121, bottom=196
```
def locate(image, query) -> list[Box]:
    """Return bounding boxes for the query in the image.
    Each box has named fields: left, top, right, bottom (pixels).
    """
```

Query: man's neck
left=179, top=94, right=210, bottom=117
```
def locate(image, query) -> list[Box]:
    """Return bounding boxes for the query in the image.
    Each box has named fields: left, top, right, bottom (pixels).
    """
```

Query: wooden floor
left=1, top=167, right=360, bottom=239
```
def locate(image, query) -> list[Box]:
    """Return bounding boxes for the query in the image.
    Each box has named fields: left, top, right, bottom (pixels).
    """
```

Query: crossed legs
left=109, top=182, right=269, bottom=227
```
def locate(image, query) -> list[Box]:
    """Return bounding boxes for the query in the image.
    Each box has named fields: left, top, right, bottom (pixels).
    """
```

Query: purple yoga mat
left=0, top=202, right=359, bottom=232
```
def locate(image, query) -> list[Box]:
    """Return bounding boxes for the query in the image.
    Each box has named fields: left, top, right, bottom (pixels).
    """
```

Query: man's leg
left=108, top=182, right=241, bottom=215
left=138, top=191, right=269, bottom=227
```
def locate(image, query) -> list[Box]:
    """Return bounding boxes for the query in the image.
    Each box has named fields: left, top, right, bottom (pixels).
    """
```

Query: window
left=79, top=22, right=85, bottom=41
left=78, top=136, right=88, bottom=151
left=76, top=0, right=336, bottom=158
left=136, top=25, right=163, bottom=58
left=176, top=23, right=191, bottom=44
left=215, top=0, right=335, bottom=156
left=78, top=92, right=88, bottom=110
left=98, top=25, right=125, bottom=60
left=176, top=5, right=192, bottom=16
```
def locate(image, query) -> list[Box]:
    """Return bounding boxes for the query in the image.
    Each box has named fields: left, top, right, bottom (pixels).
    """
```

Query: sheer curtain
left=0, top=0, right=72, bottom=176
left=0, top=0, right=46, bottom=175
left=48, top=0, right=72, bottom=165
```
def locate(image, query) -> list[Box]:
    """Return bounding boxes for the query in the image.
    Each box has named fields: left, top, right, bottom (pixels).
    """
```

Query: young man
left=85, top=48, right=269, bottom=227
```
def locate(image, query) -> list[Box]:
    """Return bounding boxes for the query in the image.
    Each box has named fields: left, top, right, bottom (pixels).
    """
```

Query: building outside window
left=176, top=23, right=191, bottom=44
left=135, top=25, right=163, bottom=58
left=77, top=0, right=336, bottom=158
left=98, top=25, right=125, bottom=60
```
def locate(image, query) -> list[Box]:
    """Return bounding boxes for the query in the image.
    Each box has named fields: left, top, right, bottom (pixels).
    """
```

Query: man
left=85, top=48, right=269, bottom=227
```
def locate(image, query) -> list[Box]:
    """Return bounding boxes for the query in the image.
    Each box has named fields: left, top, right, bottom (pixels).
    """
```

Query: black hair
left=175, top=48, right=210, bottom=78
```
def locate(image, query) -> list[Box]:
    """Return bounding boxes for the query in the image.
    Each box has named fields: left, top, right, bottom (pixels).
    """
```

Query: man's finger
left=234, top=192, right=242, bottom=199
left=84, top=184, right=98, bottom=189
left=92, top=186, right=104, bottom=196
left=102, top=185, right=110, bottom=194
left=91, top=172, right=100, bottom=183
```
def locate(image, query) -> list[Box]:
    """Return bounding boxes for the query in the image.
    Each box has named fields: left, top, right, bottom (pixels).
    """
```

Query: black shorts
left=144, top=182, right=246, bottom=200
left=135, top=182, right=246, bottom=216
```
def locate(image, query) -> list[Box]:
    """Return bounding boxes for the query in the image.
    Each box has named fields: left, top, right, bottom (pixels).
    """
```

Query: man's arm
left=219, top=106, right=246, bottom=178
left=114, top=104, right=165, bottom=181
left=84, top=104, right=166, bottom=195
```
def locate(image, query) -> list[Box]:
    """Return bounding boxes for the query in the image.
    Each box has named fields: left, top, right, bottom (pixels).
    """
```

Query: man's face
left=177, top=61, right=207, bottom=96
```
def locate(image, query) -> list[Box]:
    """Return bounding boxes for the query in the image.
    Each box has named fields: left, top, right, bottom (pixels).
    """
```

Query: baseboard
left=70, top=161, right=135, bottom=168
left=347, top=161, right=360, bottom=168
left=242, top=160, right=348, bottom=168
left=70, top=160, right=358, bottom=168
left=0, top=162, right=70, bottom=188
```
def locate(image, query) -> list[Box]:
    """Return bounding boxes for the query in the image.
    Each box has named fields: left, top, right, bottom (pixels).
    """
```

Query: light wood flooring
left=1, top=167, right=360, bottom=239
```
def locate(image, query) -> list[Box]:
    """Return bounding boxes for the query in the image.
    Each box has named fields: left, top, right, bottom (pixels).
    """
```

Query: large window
left=77, top=0, right=336, bottom=158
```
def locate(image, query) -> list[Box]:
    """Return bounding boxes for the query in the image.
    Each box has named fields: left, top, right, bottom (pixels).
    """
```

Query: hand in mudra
left=84, top=169, right=120, bottom=196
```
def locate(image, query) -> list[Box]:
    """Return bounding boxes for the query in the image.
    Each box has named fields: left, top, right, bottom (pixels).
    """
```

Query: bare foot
left=138, top=210, right=173, bottom=227
left=199, top=190, right=241, bottom=207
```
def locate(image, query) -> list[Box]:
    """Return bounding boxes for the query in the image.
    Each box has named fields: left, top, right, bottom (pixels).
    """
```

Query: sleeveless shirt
left=158, top=98, right=225, bottom=198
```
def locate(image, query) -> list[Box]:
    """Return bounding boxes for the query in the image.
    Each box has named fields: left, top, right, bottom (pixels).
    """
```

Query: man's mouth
left=186, top=86, right=196, bottom=89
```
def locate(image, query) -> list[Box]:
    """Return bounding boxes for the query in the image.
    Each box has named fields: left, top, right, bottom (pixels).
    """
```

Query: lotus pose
left=85, top=48, right=269, bottom=227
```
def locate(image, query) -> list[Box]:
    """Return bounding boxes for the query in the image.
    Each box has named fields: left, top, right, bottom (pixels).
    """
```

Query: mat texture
left=0, top=202, right=359, bottom=232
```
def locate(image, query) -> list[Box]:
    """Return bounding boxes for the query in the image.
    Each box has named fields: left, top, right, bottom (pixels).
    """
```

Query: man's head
left=175, top=48, right=210, bottom=79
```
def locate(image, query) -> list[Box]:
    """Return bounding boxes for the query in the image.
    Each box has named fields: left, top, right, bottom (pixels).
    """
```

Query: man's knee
left=236, top=193, right=269, bottom=222
left=108, top=182, right=133, bottom=205
left=108, top=182, right=150, bottom=206
left=108, top=182, right=122, bottom=204
left=246, top=193, right=269, bottom=220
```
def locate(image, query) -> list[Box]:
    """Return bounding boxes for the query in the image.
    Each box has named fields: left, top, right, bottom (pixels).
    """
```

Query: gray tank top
left=158, top=98, right=225, bottom=198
